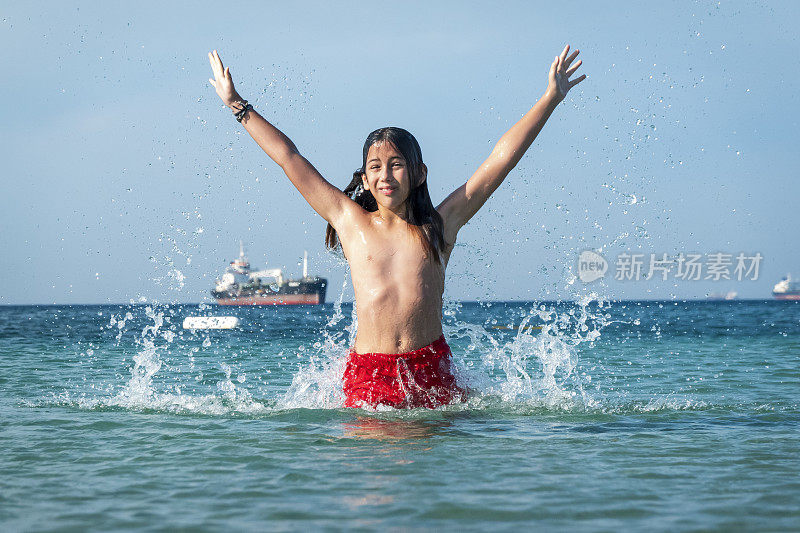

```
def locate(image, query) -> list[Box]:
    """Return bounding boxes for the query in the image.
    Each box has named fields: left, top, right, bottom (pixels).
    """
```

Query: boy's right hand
left=208, top=50, right=242, bottom=108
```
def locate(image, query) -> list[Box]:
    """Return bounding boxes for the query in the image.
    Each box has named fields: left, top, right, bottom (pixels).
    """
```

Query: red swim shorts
left=343, top=335, right=464, bottom=409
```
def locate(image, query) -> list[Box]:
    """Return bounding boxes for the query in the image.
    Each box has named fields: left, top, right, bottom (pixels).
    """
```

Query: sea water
left=1, top=300, right=798, bottom=531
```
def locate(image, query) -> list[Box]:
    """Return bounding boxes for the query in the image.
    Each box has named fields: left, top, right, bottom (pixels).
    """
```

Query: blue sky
left=1, top=1, right=798, bottom=304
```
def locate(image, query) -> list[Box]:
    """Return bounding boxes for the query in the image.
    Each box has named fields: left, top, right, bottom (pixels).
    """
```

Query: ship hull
left=212, top=278, right=327, bottom=306
left=215, top=293, right=322, bottom=305
left=773, top=292, right=800, bottom=301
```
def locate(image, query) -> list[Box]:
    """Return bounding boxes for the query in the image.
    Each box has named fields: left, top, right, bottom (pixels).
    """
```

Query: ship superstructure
left=772, top=275, right=800, bottom=301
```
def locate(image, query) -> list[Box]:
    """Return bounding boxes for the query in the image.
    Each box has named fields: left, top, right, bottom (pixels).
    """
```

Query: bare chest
left=341, top=223, right=445, bottom=297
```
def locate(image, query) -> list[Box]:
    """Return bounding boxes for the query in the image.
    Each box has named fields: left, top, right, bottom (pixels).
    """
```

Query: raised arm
left=208, top=50, right=356, bottom=228
left=437, top=45, right=586, bottom=244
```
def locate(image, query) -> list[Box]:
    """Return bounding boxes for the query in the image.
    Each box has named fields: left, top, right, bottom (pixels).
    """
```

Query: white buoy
left=182, top=316, right=240, bottom=330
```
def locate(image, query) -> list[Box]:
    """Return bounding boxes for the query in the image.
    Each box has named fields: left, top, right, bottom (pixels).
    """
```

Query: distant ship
left=707, top=291, right=738, bottom=301
left=211, top=243, right=327, bottom=305
left=772, top=275, right=800, bottom=301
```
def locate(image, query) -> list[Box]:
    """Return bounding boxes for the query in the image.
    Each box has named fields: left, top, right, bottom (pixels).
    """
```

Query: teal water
left=1, top=300, right=798, bottom=531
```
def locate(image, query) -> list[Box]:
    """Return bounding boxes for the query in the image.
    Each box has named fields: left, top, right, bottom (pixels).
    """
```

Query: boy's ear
left=417, top=163, right=428, bottom=186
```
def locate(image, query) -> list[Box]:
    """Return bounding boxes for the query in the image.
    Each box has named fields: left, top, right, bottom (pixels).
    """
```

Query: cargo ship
left=772, top=275, right=800, bottom=301
left=211, top=243, right=327, bottom=305
left=707, top=291, right=738, bottom=301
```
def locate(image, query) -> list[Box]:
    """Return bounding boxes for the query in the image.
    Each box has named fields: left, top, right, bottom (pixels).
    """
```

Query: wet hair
left=325, top=127, right=445, bottom=264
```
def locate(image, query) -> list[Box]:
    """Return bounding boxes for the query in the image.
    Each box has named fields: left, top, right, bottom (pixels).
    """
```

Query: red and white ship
left=772, top=275, right=800, bottom=301
left=211, top=243, right=327, bottom=305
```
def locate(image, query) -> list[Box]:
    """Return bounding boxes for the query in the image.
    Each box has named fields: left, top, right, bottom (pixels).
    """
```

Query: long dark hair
left=325, top=127, right=445, bottom=264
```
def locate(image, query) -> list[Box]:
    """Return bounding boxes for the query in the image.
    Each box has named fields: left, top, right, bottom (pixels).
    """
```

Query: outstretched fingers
left=547, top=44, right=586, bottom=96
left=563, top=49, right=580, bottom=69
left=208, top=52, right=218, bottom=79
left=569, top=74, right=587, bottom=88
left=566, top=59, right=582, bottom=77
left=208, top=50, right=225, bottom=80
left=559, top=44, right=570, bottom=63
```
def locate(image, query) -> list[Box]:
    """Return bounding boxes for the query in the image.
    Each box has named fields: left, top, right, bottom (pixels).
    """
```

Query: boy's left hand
left=547, top=45, right=585, bottom=103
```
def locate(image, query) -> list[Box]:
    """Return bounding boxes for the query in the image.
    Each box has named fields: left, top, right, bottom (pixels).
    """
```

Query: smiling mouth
left=379, top=187, right=396, bottom=194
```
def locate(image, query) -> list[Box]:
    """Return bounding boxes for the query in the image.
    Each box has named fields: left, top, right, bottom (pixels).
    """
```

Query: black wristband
left=231, top=100, right=253, bottom=123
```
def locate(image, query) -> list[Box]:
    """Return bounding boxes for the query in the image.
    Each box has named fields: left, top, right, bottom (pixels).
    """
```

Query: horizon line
left=0, top=298, right=786, bottom=307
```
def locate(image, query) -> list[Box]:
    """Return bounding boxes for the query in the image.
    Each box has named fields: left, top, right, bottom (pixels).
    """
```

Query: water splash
left=276, top=290, right=613, bottom=412
left=107, top=310, right=134, bottom=342
left=50, top=297, right=714, bottom=417
left=75, top=305, right=269, bottom=415
left=279, top=274, right=352, bottom=409
left=444, top=296, right=608, bottom=411
left=116, top=306, right=163, bottom=405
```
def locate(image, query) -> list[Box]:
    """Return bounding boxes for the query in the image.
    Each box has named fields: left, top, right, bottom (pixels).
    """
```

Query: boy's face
left=362, top=142, right=412, bottom=211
